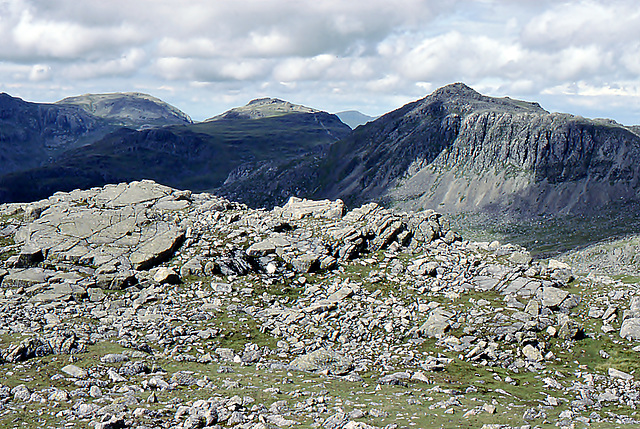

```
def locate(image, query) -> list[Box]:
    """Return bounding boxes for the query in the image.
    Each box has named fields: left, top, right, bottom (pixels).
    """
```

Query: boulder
left=290, top=349, right=353, bottom=375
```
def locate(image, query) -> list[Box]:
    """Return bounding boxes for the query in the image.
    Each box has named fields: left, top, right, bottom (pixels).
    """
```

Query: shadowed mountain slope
left=0, top=99, right=351, bottom=203
left=0, top=93, right=116, bottom=176
left=307, top=83, right=640, bottom=217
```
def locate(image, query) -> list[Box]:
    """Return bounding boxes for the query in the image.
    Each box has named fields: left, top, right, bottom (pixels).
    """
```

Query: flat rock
left=539, top=286, right=569, bottom=308
left=609, top=367, right=634, bottom=381
left=418, top=308, right=454, bottom=338
left=13, top=181, right=185, bottom=271
left=278, top=196, right=345, bottom=220
left=290, top=349, right=353, bottom=375
left=2, top=268, right=56, bottom=288
left=61, top=364, right=88, bottom=379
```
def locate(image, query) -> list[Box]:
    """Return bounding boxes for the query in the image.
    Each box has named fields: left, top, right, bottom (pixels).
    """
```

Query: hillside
left=310, top=83, right=640, bottom=218
left=0, top=93, right=116, bottom=176
left=0, top=180, right=639, bottom=427
left=0, top=99, right=351, bottom=203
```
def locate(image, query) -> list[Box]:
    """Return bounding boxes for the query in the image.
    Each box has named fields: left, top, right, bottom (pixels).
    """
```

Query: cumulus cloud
left=1, top=0, right=640, bottom=123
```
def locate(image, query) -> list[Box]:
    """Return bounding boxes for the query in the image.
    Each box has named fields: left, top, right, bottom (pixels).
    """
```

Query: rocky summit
left=0, top=180, right=638, bottom=428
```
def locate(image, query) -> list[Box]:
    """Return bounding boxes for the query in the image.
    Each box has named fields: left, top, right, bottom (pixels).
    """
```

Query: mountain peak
left=207, top=98, right=321, bottom=121
left=56, top=92, right=192, bottom=127
left=425, top=83, right=547, bottom=115
left=432, top=82, right=480, bottom=97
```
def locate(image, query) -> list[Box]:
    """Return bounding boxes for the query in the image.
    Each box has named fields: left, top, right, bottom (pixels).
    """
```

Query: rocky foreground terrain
left=0, top=181, right=639, bottom=428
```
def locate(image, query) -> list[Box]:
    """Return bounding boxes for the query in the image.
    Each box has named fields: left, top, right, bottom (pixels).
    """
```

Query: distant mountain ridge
left=56, top=92, right=193, bottom=128
left=335, top=110, right=377, bottom=129
left=3, top=84, right=640, bottom=228
left=0, top=97, right=351, bottom=203
left=207, top=98, right=321, bottom=121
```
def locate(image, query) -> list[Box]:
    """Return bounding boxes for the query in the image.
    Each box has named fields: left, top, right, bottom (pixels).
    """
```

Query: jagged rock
left=522, top=344, right=543, bottom=362
left=278, top=197, right=345, bottom=220
left=153, top=267, right=180, bottom=284
left=15, top=245, right=44, bottom=268
left=557, top=316, right=582, bottom=340
left=418, top=308, right=454, bottom=338
left=539, top=286, right=569, bottom=308
left=4, top=337, right=52, bottom=362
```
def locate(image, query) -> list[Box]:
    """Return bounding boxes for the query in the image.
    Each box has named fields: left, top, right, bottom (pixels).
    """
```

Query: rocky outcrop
left=0, top=180, right=638, bottom=427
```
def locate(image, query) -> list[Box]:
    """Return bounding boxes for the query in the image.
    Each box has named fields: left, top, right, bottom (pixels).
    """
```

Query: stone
left=620, top=318, right=640, bottom=340
left=15, top=245, right=44, bottom=268
left=290, top=349, right=353, bottom=375
left=557, top=318, right=582, bottom=340
left=2, top=268, right=55, bottom=288
left=522, top=344, right=543, bottom=362
left=608, top=368, right=634, bottom=381
left=153, top=267, right=181, bottom=284
left=61, top=364, right=88, bottom=379
left=279, top=197, right=345, bottom=220
left=539, top=286, right=569, bottom=308
left=418, top=308, right=453, bottom=337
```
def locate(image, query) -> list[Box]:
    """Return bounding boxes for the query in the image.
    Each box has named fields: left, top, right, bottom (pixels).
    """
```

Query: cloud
left=1, top=0, right=640, bottom=124
left=28, top=64, right=51, bottom=81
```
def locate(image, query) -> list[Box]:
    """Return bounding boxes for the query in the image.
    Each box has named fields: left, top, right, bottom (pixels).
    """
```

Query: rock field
left=0, top=180, right=639, bottom=428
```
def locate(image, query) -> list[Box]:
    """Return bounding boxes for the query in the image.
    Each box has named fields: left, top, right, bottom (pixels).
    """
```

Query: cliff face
left=315, top=83, right=640, bottom=216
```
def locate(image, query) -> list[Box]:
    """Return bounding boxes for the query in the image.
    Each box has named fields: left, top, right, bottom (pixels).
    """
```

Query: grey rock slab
left=30, top=283, right=86, bottom=303
left=61, top=364, right=88, bottom=379
left=13, top=182, right=186, bottom=271
left=303, top=299, right=337, bottom=314
left=2, top=268, right=56, bottom=288
left=539, top=286, right=569, bottom=308
left=609, top=368, right=634, bottom=381
left=94, top=180, right=173, bottom=208
left=153, top=267, right=180, bottom=284
left=522, top=344, right=543, bottom=362
left=620, top=318, right=640, bottom=340
left=473, top=276, right=500, bottom=291
left=278, top=196, right=345, bottom=220
left=418, top=308, right=454, bottom=338
left=129, top=224, right=185, bottom=270
left=290, top=349, right=353, bottom=375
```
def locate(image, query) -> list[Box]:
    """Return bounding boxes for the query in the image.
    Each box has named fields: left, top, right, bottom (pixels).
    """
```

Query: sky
left=1, top=0, right=640, bottom=124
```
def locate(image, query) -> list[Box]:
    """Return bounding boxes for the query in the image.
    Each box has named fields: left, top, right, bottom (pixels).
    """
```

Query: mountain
left=207, top=97, right=322, bottom=121
left=55, top=92, right=192, bottom=128
left=0, top=93, right=116, bottom=176
left=305, top=83, right=640, bottom=217
left=335, top=110, right=377, bottom=129
left=0, top=98, right=351, bottom=203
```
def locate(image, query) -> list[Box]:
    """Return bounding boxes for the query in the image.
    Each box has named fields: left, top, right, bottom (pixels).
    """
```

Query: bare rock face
left=312, top=83, right=640, bottom=217
left=13, top=181, right=186, bottom=271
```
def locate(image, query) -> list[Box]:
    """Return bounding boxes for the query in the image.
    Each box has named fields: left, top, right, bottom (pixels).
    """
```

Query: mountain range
left=2, top=84, right=640, bottom=252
